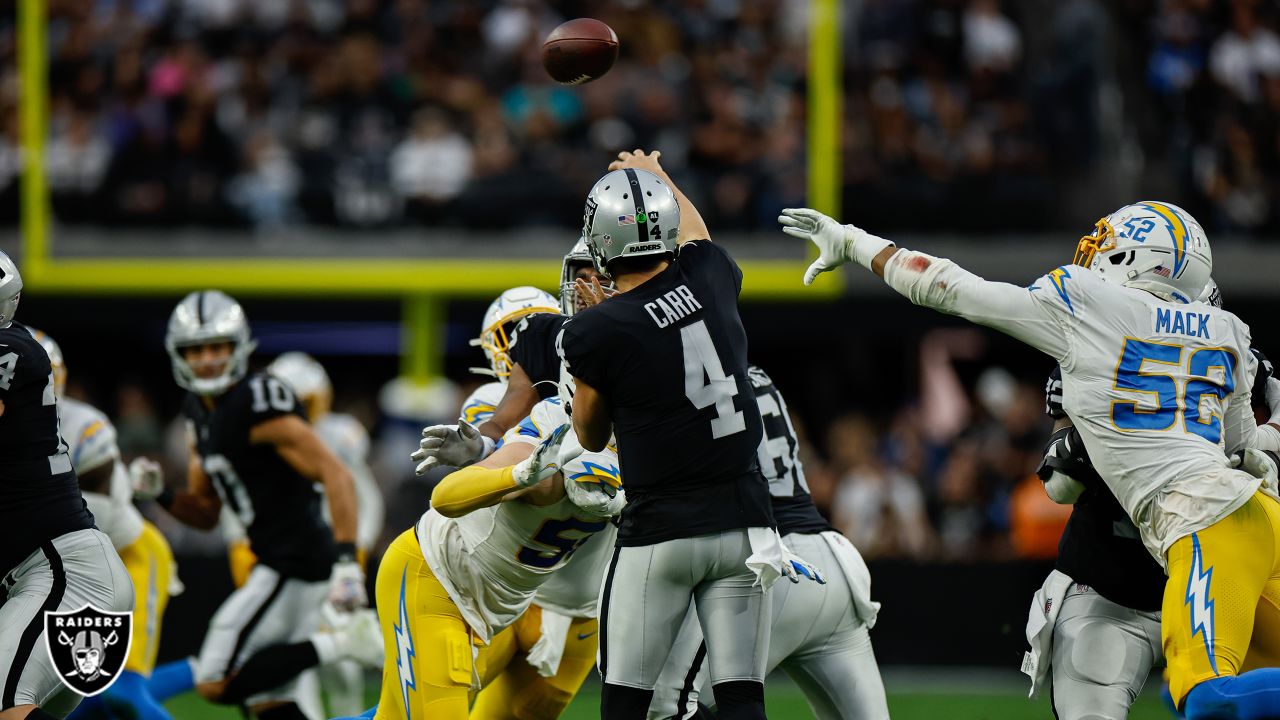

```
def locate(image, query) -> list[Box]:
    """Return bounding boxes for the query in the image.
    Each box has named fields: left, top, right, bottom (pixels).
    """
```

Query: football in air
left=542, top=18, right=619, bottom=85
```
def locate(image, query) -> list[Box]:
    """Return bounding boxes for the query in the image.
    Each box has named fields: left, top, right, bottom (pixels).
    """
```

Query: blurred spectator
left=1209, top=1, right=1280, bottom=104
left=390, top=108, right=474, bottom=222
left=828, top=414, right=934, bottom=560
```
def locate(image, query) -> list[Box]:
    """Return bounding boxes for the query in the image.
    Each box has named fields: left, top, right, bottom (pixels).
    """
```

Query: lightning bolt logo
left=1141, top=201, right=1189, bottom=276
left=393, top=566, right=417, bottom=716
left=1184, top=533, right=1218, bottom=675
left=1047, top=266, right=1076, bottom=316
left=569, top=461, right=622, bottom=491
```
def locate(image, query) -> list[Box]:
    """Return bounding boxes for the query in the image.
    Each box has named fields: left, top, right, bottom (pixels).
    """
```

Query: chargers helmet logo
left=44, top=605, right=133, bottom=696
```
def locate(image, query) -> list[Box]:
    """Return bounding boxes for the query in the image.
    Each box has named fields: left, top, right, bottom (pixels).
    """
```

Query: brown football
left=542, top=18, right=619, bottom=85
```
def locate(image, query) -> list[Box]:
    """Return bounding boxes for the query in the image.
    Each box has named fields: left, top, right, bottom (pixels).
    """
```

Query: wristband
left=480, top=435, right=497, bottom=461
left=335, top=542, right=358, bottom=563
left=849, top=227, right=895, bottom=269
left=156, top=487, right=175, bottom=509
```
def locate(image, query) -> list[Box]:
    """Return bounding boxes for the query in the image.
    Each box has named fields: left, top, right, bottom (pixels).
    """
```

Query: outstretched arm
left=609, top=149, right=710, bottom=245
left=781, top=208, right=1071, bottom=361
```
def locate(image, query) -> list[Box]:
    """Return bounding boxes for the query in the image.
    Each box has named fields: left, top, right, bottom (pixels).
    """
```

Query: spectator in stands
left=390, top=108, right=474, bottom=223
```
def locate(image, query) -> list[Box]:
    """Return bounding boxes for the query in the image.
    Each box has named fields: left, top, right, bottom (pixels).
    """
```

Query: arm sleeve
left=1225, top=343, right=1259, bottom=455
left=430, top=464, right=519, bottom=517
left=882, top=250, right=1073, bottom=362
left=560, top=317, right=614, bottom=391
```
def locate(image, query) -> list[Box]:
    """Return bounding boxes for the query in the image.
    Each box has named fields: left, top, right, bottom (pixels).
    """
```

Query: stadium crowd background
left=8, top=0, right=1280, bottom=568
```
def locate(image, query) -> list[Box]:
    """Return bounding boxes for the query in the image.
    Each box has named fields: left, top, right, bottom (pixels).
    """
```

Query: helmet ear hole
left=1110, top=253, right=1127, bottom=265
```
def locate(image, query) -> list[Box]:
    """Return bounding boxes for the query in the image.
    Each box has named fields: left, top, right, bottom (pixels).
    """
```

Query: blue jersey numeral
left=1111, top=338, right=1238, bottom=443
left=517, top=516, right=607, bottom=569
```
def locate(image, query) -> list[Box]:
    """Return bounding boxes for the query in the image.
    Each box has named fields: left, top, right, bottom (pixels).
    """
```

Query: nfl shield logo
left=44, top=605, right=133, bottom=696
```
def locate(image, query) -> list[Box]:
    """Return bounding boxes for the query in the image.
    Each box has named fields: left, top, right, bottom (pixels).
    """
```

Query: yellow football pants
left=374, top=529, right=505, bottom=720
left=470, top=605, right=599, bottom=720
left=1164, top=491, right=1280, bottom=707
left=119, top=521, right=175, bottom=676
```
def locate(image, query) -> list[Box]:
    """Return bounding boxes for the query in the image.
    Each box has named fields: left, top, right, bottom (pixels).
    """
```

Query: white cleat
left=327, top=608, right=385, bottom=668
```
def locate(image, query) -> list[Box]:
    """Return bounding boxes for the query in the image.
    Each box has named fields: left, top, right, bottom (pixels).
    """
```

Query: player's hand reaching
left=327, top=559, right=368, bottom=611
left=574, top=276, right=618, bottom=310
left=609, top=149, right=664, bottom=175
left=411, top=419, right=493, bottom=475
left=128, top=457, right=165, bottom=500
left=779, top=208, right=895, bottom=285
left=1231, top=448, right=1279, bottom=493
left=512, top=424, right=572, bottom=488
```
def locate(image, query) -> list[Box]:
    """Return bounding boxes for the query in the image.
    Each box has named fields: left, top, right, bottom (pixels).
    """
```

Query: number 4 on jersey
left=681, top=320, right=746, bottom=439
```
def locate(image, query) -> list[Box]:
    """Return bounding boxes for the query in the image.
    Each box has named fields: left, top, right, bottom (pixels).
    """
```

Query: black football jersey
left=1045, top=366, right=1164, bottom=611
left=1250, top=347, right=1273, bottom=411
left=184, top=372, right=333, bottom=580
left=0, top=322, right=93, bottom=574
left=748, top=366, right=831, bottom=536
left=509, top=312, right=566, bottom=400
left=560, top=241, right=773, bottom=546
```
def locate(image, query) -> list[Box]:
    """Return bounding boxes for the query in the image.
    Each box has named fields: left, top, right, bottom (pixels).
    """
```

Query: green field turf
left=161, top=670, right=1173, bottom=719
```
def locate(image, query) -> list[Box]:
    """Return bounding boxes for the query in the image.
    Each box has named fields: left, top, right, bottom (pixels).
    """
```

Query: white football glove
left=327, top=560, right=368, bottom=611
left=511, top=424, right=571, bottom=488
left=411, top=419, right=493, bottom=475
left=128, top=457, right=165, bottom=500
left=1231, top=448, right=1279, bottom=493
left=781, top=544, right=826, bottom=585
left=561, top=445, right=626, bottom=518
left=778, top=208, right=894, bottom=285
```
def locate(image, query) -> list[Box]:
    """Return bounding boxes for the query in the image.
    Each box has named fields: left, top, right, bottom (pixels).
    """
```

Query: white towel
left=745, top=527, right=788, bottom=591
left=820, top=531, right=881, bottom=629
left=1021, top=569, right=1074, bottom=698
left=527, top=608, right=574, bottom=678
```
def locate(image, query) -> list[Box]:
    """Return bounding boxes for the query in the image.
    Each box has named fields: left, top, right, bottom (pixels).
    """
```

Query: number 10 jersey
left=560, top=240, right=772, bottom=547
left=183, top=372, right=334, bottom=580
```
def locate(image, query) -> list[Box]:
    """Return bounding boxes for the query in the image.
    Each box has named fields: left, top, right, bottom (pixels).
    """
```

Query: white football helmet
left=472, top=286, right=559, bottom=378
left=27, top=327, right=66, bottom=398
left=581, top=168, right=679, bottom=278
left=1075, top=201, right=1212, bottom=303
left=269, top=351, right=332, bottom=420
left=165, top=290, right=257, bottom=396
left=0, top=250, right=22, bottom=328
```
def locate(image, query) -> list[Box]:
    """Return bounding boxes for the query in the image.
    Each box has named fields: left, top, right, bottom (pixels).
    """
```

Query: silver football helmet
left=1197, top=276, right=1223, bottom=308
left=165, top=290, right=256, bottom=396
left=0, top=250, right=22, bottom=328
left=27, top=327, right=66, bottom=398
left=560, top=236, right=597, bottom=315
left=581, top=168, right=679, bottom=278
left=268, top=351, right=332, bottom=420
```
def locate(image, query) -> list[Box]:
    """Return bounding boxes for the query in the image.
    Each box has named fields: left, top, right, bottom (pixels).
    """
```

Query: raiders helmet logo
left=44, top=605, right=133, bottom=696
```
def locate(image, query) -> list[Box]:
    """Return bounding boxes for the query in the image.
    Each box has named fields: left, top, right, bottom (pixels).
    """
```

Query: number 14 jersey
left=183, top=372, right=334, bottom=580
left=560, top=241, right=772, bottom=547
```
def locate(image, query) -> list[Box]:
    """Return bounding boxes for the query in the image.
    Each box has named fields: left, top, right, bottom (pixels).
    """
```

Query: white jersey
left=416, top=397, right=617, bottom=641
left=461, top=381, right=506, bottom=426
left=884, top=254, right=1273, bottom=565
left=315, top=413, right=384, bottom=551
left=60, top=397, right=144, bottom=549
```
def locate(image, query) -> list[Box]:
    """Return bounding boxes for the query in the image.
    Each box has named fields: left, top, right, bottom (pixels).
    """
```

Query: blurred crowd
left=1, top=0, right=1279, bottom=235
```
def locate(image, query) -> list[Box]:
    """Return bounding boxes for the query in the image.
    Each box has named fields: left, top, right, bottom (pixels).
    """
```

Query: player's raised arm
left=609, top=149, right=710, bottom=244
left=781, top=207, right=1071, bottom=361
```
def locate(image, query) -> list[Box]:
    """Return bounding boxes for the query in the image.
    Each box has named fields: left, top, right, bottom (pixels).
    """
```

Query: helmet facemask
left=471, top=287, right=560, bottom=378
left=165, top=291, right=256, bottom=396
